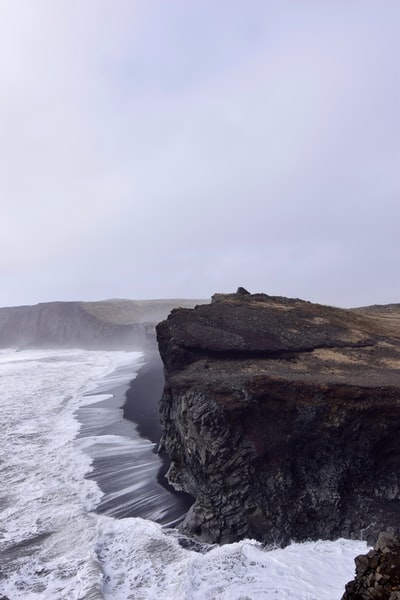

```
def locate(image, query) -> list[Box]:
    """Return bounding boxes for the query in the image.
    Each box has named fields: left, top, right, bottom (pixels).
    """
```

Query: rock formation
left=342, top=530, right=400, bottom=599
left=156, top=291, right=400, bottom=546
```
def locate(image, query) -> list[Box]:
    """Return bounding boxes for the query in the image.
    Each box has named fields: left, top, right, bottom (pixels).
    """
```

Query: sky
left=0, top=1, right=399, bottom=308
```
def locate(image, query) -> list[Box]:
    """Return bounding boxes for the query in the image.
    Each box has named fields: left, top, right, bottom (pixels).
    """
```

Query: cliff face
left=0, top=298, right=206, bottom=350
left=342, top=531, right=400, bottom=599
left=156, top=291, right=400, bottom=546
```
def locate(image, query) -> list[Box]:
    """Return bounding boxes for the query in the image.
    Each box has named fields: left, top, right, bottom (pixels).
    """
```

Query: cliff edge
left=156, top=290, right=400, bottom=546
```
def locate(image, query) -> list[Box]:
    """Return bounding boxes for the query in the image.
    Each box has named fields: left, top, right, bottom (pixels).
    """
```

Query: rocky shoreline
left=342, top=530, right=400, bottom=599
left=156, top=290, right=400, bottom=546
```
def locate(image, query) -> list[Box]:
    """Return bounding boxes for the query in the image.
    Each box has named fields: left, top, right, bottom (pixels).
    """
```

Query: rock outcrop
left=342, top=530, right=400, bottom=599
left=156, top=291, right=400, bottom=546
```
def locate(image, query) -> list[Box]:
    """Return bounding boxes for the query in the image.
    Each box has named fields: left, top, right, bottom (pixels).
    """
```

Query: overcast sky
left=1, top=1, right=399, bottom=308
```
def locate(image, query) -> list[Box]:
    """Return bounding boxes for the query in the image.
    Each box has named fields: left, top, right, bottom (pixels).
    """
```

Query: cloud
left=0, top=1, right=399, bottom=307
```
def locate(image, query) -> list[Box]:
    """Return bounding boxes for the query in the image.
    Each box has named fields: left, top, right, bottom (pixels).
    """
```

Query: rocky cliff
left=0, top=298, right=205, bottom=349
left=156, top=290, right=400, bottom=546
left=342, top=530, right=400, bottom=599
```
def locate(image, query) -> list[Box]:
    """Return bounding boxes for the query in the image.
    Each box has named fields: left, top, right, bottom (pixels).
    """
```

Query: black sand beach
left=122, top=351, right=164, bottom=444
left=76, top=350, right=193, bottom=526
left=123, top=350, right=194, bottom=506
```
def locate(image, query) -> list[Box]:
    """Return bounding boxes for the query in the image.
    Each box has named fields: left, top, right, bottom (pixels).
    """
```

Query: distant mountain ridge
left=0, top=298, right=207, bottom=350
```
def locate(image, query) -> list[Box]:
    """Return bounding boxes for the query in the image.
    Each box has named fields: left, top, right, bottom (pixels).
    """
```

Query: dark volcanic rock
left=156, top=292, right=400, bottom=546
left=342, top=530, right=400, bottom=599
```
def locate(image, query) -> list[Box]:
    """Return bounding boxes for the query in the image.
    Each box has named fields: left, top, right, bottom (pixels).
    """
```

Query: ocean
left=0, top=348, right=367, bottom=599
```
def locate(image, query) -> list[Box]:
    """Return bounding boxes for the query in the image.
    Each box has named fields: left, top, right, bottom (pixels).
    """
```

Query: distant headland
left=0, top=298, right=207, bottom=350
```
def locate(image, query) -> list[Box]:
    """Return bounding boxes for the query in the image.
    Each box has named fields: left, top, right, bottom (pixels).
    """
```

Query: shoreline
left=122, top=350, right=164, bottom=445
left=122, top=349, right=194, bottom=508
left=77, top=348, right=193, bottom=525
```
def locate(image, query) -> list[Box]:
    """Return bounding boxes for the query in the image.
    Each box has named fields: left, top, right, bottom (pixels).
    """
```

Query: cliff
left=342, top=531, right=400, bottom=599
left=0, top=298, right=205, bottom=350
left=156, top=290, right=400, bottom=546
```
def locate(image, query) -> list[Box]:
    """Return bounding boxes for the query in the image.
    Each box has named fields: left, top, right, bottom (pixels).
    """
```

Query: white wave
left=96, top=516, right=367, bottom=600
left=0, top=348, right=141, bottom=599
left=0, top=348, right=367, bottom=600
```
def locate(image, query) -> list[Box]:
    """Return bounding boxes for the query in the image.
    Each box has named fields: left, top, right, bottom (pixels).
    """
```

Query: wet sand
left=122, top=351, right=164, bottom=444
left=77, top=350, right=193, bottom=525
left=122, top=350, right=194, bottom=506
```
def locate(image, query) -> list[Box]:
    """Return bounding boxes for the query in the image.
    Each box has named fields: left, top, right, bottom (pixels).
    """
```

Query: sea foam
left=0, top=348, right=367, bottom=600
left=0, top=349, right=140, bottom=599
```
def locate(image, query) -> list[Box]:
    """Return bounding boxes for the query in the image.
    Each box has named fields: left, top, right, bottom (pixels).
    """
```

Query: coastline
left=77, top=349, right=193, bottom=525
left=122, top=350, right=164, bottom=444
left=122, top=349, right=194, bottom=508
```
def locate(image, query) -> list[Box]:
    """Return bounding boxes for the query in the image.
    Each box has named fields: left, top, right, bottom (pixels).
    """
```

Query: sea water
left=0, top=348, right=367, bottom=599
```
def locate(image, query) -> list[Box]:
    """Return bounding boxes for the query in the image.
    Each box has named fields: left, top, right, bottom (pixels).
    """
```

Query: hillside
left=0, top=298, right=207, bottom=350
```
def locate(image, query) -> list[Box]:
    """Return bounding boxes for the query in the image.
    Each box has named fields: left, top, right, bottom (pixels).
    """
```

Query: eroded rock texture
left=342, top=531, right=400, bottom=599
left=156, top=291, right=400, bottom=545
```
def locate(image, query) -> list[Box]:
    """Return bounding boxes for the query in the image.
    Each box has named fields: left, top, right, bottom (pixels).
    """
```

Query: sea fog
left=0, top=348, right=366, bottom=599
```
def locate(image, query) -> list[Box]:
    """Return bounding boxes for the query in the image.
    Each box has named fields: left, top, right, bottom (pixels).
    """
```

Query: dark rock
left=342, top=531, right=400, bottom=599
left=156, top=292, right=400, bottom=545
left=236, top=287, right=251, bottom=295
